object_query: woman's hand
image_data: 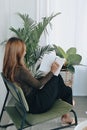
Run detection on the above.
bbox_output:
[51,62,59,74]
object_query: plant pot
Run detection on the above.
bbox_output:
[60,70,74,87]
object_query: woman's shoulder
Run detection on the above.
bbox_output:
[15,66,28,78]
[16,65,27,72]
[16,65,31,74]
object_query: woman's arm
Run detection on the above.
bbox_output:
[15,61,59,89]
[16,67,53,89]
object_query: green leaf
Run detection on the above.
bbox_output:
[67,54,82,65]
[66,47,76,55]
[10,12,61,74]
[54,45,66,58]
[28,45,53,67]
[66,65,75,73]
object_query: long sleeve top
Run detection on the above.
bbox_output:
[14,66,53,96]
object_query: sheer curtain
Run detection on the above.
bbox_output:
[46,0,87,65]
[46,0,76,50]
[75,0,87,65]
[73,0,87,95]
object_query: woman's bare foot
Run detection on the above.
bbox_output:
[73,99,75,106]
[61,113,73,124]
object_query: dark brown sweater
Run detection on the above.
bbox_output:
[14,66,53,96]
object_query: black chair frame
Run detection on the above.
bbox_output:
[0,73,78,130]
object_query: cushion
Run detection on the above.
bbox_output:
[16,99,72,125]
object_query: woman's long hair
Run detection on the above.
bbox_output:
[3,37,26,81]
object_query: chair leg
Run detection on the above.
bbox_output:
[0,123,14,128]
[70,109,78,126]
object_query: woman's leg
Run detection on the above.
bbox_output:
[37,75,60,113]
[40,74,73,123]
[55,74,73,124]
[57,74,73,105]
[30,74,73,115]
[37,74,73,113]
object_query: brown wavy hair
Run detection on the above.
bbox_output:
[3,37,26,81]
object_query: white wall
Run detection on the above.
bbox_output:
[40,0,87,96]
[72,0,87,96]
[75,0,87,65]
[0,0,87,96]
[0,0,9,43]
[73,66,87,96]
[0,0,39,116]
[0,0,37,70]
[46,0,76,49]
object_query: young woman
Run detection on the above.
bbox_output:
[3,37,73,124]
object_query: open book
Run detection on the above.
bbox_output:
[39,51,66,76]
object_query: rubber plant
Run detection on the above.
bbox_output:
[53,45,82,73]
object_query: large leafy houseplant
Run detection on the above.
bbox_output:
[53,45,82,73]
[53,45,82,87]
[10,13,60,77]
[9,12,82,77]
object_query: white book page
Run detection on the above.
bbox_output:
[39,51,65,76]
[54,56,66,76]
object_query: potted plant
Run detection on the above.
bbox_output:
[8,12,82,86]
[53,45,82,86]
[9,12,60,77]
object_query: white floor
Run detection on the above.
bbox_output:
[0,111,87,130]
[0,117,87,130]
[0,96,87,130]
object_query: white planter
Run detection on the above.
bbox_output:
[60,70,74,87]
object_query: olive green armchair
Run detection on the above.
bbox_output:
[0,73,78,130]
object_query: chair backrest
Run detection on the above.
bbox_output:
[1,73,29,112]
[14,83,29,111]
[0,74,8,121]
